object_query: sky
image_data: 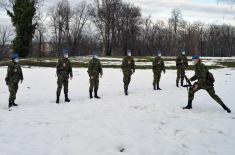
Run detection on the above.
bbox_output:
[0,0,234,26]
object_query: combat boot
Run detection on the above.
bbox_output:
[176,83,179,87]
[157,83,161,90]
[124,88,128,96]
[153,84,156,90]
[94,90,101,99]
[12,100,18,106]
[56,94,60,104]
[89,91,93,99]
[220,103,231,113]
[183,100,192,109]
[8,100,13,108]
[181,81,184,87]
[65,93,70,102]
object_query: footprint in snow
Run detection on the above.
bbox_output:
[160,121,166,126]
[218,130,224,134]
[117,145,126,153]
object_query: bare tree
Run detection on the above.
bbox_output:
[70,1,89,55]
[48,0,72,55]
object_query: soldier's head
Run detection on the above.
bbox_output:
[127,50,132,56]
[63,48,69,58]
[92,51,98,59]
[11,53,19,63]
[192,55,200,64]
[181,49,186,55]
[157,50,162,57]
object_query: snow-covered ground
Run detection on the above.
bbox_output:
[0,67,235,155]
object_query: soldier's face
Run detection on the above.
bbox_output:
[158,54,162,57]
[94,55,98,59]
[127,52,131,56]
[64,54,69,58]
[193,59,199,64]
[182,52,186,55]
[14,58,19,63]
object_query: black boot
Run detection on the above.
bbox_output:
[94,90,101,99]
[153,84,156,90]
[181,81,184,87]
[221,103,231,113]
[183,100,192,109]
[56,94,60,104]
[90,91,93,99]
[8,100,13,108]
[12,100,18,106]
[176,83,179,87]
[157,83,161,90]
[65,93,70,102]
[124,88,128,96]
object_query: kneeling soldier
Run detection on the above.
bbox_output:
[152,51,166,90]
[88,52,103,99]
[56,48,73,103]
[183,55,231,113]
[5,53,23,110]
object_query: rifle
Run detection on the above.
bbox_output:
[182,74,192,91]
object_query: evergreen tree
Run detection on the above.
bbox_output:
[7,0,37,57]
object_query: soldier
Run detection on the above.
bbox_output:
[88,52,103,99]
[183,55,231,113]
[5,53,23,110]
[121,50,135,95]
[56,48,73,104]
[176,49,188,87]
[152,51,166,90]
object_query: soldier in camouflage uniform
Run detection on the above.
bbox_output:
[56,48,73,104]
[152,51,166,90]
[176,49,188,87]
[121,50,135,95]
[5,53,23,109]
[183,55,231,113]
[88,52,103,99]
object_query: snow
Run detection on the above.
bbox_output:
[0,67,235,155]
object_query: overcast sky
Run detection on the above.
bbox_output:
[0,0,234,26]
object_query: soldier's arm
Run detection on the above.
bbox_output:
[132,58,135,72]
[162,60,166,72]
[87,60,93,76]
[121,58,126,70]
[176,56,181,66]
[152,58,156,70]
[19,66,24,81]
[6,63,13,78]
[69,60,73,77]
[185,57,188,68]
[56,59,62,75]
[190,75,197,81]
[98,60,103,75]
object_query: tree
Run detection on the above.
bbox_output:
[0,0,40,57]
[49,0,72,55]
[0,25,13,49]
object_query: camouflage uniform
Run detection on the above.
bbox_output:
[121,56,135,92]
[185,62,231,113]
[152,56,165,90]
[56,58,73,97]
[176,54,188,86]
[6,61,23,102]
[88,57,103,98]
